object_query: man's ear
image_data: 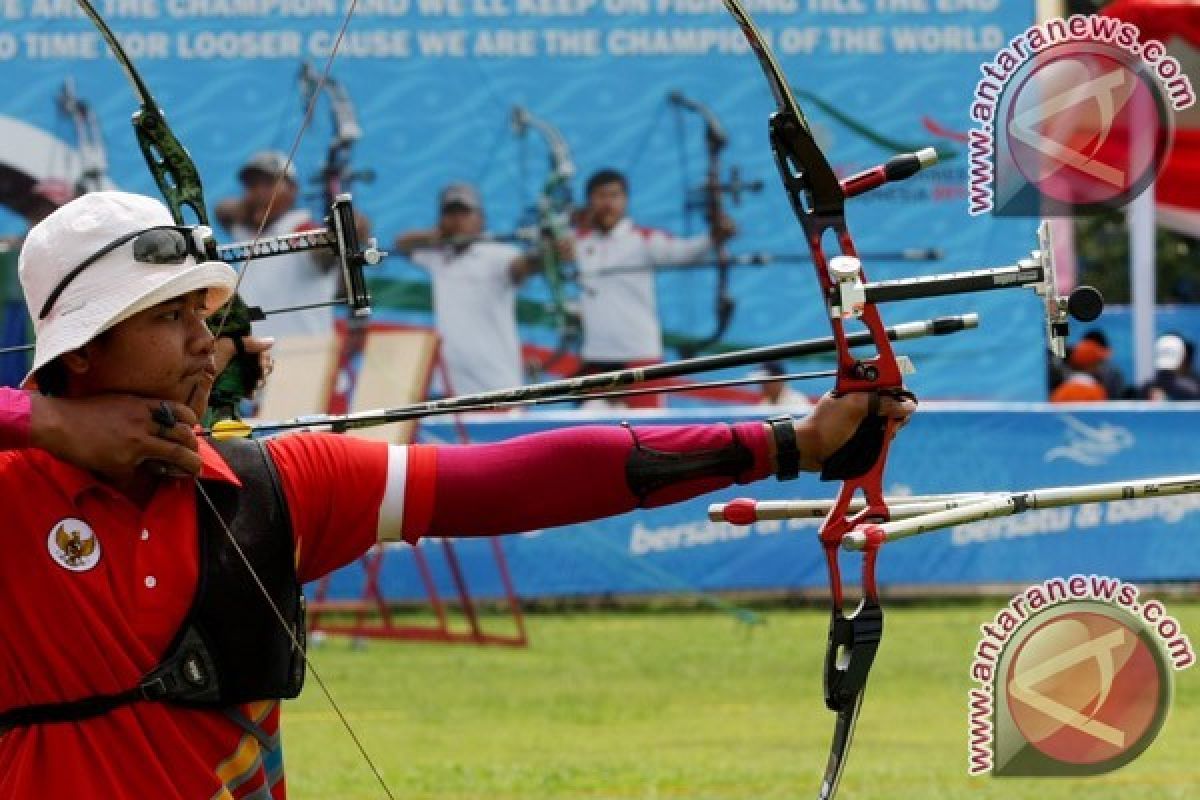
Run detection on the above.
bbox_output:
[59,347,91,376]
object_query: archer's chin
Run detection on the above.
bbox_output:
[184,381,214,419]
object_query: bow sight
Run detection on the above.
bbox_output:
[825,222,1104,360]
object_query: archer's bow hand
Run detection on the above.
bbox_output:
[711,212,738,245]
[29,393,202,479]
[552,233,576,263]
[795,389,917,479]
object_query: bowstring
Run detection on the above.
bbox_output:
[195,487,397,799]
[621,97,668,182]
[192,3,398,796]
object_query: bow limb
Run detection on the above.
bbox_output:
[74,0,263,425]
[75,0,205,223]
[74,2,395,796]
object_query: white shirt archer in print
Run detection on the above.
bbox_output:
[232,209,338,339]
[410,241,524,395]
[575,218,712,362]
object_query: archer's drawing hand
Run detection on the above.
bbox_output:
[30,393,202,478]
[794,390,917,473]
[393,229,442,255]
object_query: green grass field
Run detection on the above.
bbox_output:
[283,603,1200,800]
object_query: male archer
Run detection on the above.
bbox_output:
[569,169,736,406]
[0,190,913,799]
[394,183,541,394]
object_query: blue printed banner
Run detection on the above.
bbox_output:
[0,2,1054,398]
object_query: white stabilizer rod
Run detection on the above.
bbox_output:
[842,474,1200,551]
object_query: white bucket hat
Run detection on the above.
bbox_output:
[18,191,237,388]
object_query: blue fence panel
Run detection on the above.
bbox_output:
[315,405,1200,600]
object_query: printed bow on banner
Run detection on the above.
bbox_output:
[511,105,581,375]
[666,90,762,358]
[56,78,110,196]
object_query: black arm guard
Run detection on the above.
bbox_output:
[624,423,755,506]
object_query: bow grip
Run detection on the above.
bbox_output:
[823,602,883,712]
[820,411,886,481]
[205,298,265,424]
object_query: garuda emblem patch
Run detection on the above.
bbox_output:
[47,518,101,572]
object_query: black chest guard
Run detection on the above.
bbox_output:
[0,438,305,734]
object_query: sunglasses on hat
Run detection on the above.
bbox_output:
[39,225,219,320]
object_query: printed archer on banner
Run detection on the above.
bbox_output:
[317,406,1200,603]
[0,3,1056,399]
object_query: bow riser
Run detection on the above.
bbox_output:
[768,114,905,396]
[132,109,209,226]
[300,62,376,212]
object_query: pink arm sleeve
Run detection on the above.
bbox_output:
[0,388,32,450]
[417,421,772,539]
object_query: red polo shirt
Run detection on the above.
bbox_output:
[0,432,390,799]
